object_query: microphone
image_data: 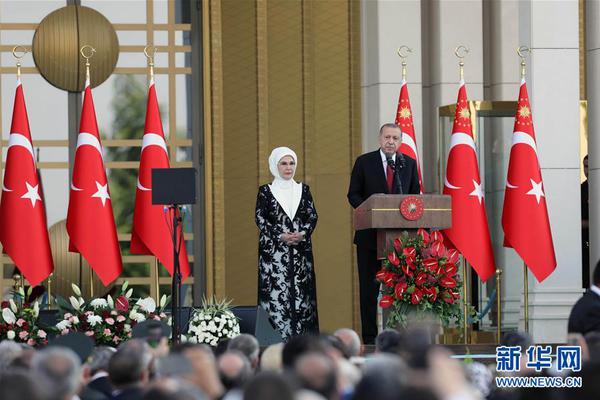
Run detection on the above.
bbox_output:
[397,153,405,169]
[386,155,396,170]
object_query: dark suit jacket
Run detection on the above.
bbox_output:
[568,290,600,335]
[347,150,420,249]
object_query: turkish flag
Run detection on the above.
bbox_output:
[442,81,495,281]
[66,80,122,285]
[0,80,54,286]
[502,80,556,282]
[130,79,190,279]
[395,79,424,192]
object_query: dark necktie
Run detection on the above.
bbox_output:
[386,163,394,193]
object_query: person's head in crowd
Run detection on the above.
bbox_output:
[294,352,338,400]
[217,350,253,391]
[584,331,600,362]
[259,343,284,372]
[464,361,492,398]
[501,331,533,374]
[83,346,116,380]
[398,387,439,400]
[214,338,230,357]
[0,340,22,372]
[336,358,361,396]
[333,328,362,358]
[172,343,224,400]
[243,371,295,400]
[397,327,434,369]
[295,389,327,400]
[141,378,208,400]
[157,353,195,378]
[0,369,44,400]
[322,334,348,359]
[565,361,600,399]
[282,335,328,369]
[375,329,402,354]
[108,339,152,390]
[31,347,82,400]
[353,353,407,400]
[227,333,260,369]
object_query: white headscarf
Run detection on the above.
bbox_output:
[268,147,302,221]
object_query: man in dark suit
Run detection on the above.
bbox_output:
[568,260,600,335]
[347,123,420,343]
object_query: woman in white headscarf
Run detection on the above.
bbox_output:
[255,147,319,340]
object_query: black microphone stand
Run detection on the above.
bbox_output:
[169,204,182,344]
[390,155,403,195]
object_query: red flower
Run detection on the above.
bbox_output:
[411,288,423,305]
[387,252,400,266]
[375,269,387,282]
[384,272,396,287]
[441,291,455,304]
[394,281,408,298]
[424,287,438,303]
[423,258,438,272]
[393,238,402,253]
[406,258,416,271]
[440,276,457,288]
[431,241,446,257]
[444,263,458,277]
[417,228,430,245]
[403,247,416,260]
[116,296,129,312]
[401,264,414,278]
[380,295,394,309]
[415,272,427,287]
[447,249,460,264]
[431,230,444,243]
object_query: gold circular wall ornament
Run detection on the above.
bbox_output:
[32,5,119,92]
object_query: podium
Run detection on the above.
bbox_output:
[354,194,452,258]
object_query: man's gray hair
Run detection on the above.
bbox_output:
[87,346,116,375]
[227,334,260,364]
[0,340,22,372]
[31,346,82,400]
[109,339,153,388]
[379,123,401,135]
[333,328,361,357]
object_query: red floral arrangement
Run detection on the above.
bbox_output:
[376,229,465,328]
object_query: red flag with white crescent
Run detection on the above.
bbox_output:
[395,79,424,192]
[502,80,556,282]
[0,79,54,286]
[130,78,190,279]
[442,81,495,281]
[66,79,122,285]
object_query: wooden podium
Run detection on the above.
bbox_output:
[354,194,452,258]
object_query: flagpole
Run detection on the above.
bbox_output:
[154,257,160,303]
[47,273,53,308]
[496,268,502,342]
[454,45,469,81]
[517,46,531,334]
[462,258,469,344]
[396,45,412,81]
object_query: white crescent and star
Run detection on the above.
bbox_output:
[70,132,104,192]
[444,132,477,190]
[3,132,42,208]
[136,133,169,192]
[505,131,539,190]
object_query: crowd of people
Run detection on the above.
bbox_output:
[0,323,598,400]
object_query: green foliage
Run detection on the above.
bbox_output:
[106,75,148,234]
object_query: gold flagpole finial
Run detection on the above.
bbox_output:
[144,45,158,83]
[397,45,412,81]
[454,45,469,81]
[517,46,531,80]
[12,46,28,80]
[80,45,96,85]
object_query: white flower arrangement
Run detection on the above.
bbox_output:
[1,290,47,346]
[186,297,241,346]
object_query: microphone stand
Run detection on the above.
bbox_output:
[391,155,403,195]
[169,204,182,344]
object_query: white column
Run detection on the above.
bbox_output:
[587,0,600,279]
[360,0,423,155]
[519,0,583,343]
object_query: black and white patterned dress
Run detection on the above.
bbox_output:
[255,183,319,340]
